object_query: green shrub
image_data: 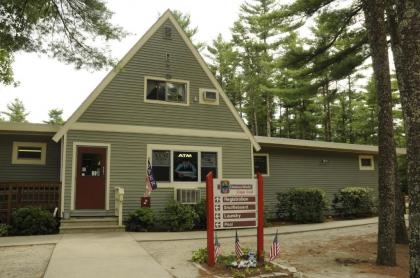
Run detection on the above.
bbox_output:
[160,200,198,231]
[332,187,375,218]
[192,247,208,263]
[276,188,329,223]
[10,207,58,236]
[125,208,155,232]
[193,199,207,229]
[0,224,9,237]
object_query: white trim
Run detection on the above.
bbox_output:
[12,142,47,165]
[147,144,222,188]
[71,142,111,210]
[51,10,261,151]
[199,88,219,105]
[70,122,248,140]
[144,76,190,106]
[60,134,66,214]
[253,153,270,176]
[255,136,406,155]
[0,122,59,133]
[359,155,375,171]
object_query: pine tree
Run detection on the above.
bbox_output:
[172,10,205,51]
[2,98,29,123]
[44,109,64,125]
[207,34,244,112]
[232,0,279,136]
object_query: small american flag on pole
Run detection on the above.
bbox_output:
[145,159,157,196]
[235,230,243,258]
[215,233,221,258]
[269,230,281,261]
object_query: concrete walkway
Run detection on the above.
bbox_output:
[130,217,379,242]
[43,232,172,278]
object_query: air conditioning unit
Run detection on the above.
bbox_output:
[203,90,217,101]
[176,188,201,204]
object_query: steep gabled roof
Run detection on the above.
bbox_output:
[52,10,260,151]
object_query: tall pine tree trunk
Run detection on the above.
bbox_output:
[266,95,272,137]
[393,0,420,276]
[386,2,409,245]
[362,0,396,266]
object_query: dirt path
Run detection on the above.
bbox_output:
[139,223,409,278]
[0,244,54,278]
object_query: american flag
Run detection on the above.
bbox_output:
[145,159,157,196]
[235,230,243,258]
[269,230,281,261]
[215,233,221,258]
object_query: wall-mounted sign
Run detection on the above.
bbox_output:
[213,179,257,230]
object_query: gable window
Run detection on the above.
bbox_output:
[148,145,221,184]
[359,155,374,170]
[254,154,269,175]
[145,77,189,105]
[12,142,47,165]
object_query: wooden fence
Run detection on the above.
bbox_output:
[0,181,61,224]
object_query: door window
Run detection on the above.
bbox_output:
[81,153,103,176]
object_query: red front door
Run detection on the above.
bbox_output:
[76,147,107,209]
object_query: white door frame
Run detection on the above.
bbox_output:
[71,142,111,210]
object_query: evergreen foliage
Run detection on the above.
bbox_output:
[2,98,29,123]
[44,108,65,125]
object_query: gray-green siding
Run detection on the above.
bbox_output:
[78,19,243,133]
[64,130,252,215]
[260,147,378,218]
[0,133,61,182]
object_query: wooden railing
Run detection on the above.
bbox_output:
[0,181,61,224]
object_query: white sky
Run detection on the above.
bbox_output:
[0,0,244,123]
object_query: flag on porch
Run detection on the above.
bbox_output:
[268,230,281,261]
[145,159,157,196]
[235,230,243,258]
[215,233,221,258]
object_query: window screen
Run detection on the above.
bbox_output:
[17,146,42,160]
[173,151,198,181]
[254,155,268,174]
[152,150,171,182]
[146,79,186,103]
[361,158,372,167]
[201,152,218,180]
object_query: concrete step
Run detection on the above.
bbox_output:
[70,210,115,217]
[60,216,124,233]
[61,217,119,228]
[60,225,125,234]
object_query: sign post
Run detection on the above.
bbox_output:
[206,173,264,266]
[257,173,264,263]
[206,172,215,266]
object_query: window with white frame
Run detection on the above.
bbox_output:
[12,142,47,165]
[359,155,374,170]
[150,147,219,183]
[145,77,188,104]
[253,154,269,175]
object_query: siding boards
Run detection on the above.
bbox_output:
[78,20,243,133]
[261,147,378,218]
[0,133,60,182]
[64,130,252,214]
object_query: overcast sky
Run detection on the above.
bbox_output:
[0,0,244,123]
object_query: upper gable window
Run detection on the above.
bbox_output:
[145,77,189,105]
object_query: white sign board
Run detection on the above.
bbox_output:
[213,179,257,230]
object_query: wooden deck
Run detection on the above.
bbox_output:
[0,181,61,224]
